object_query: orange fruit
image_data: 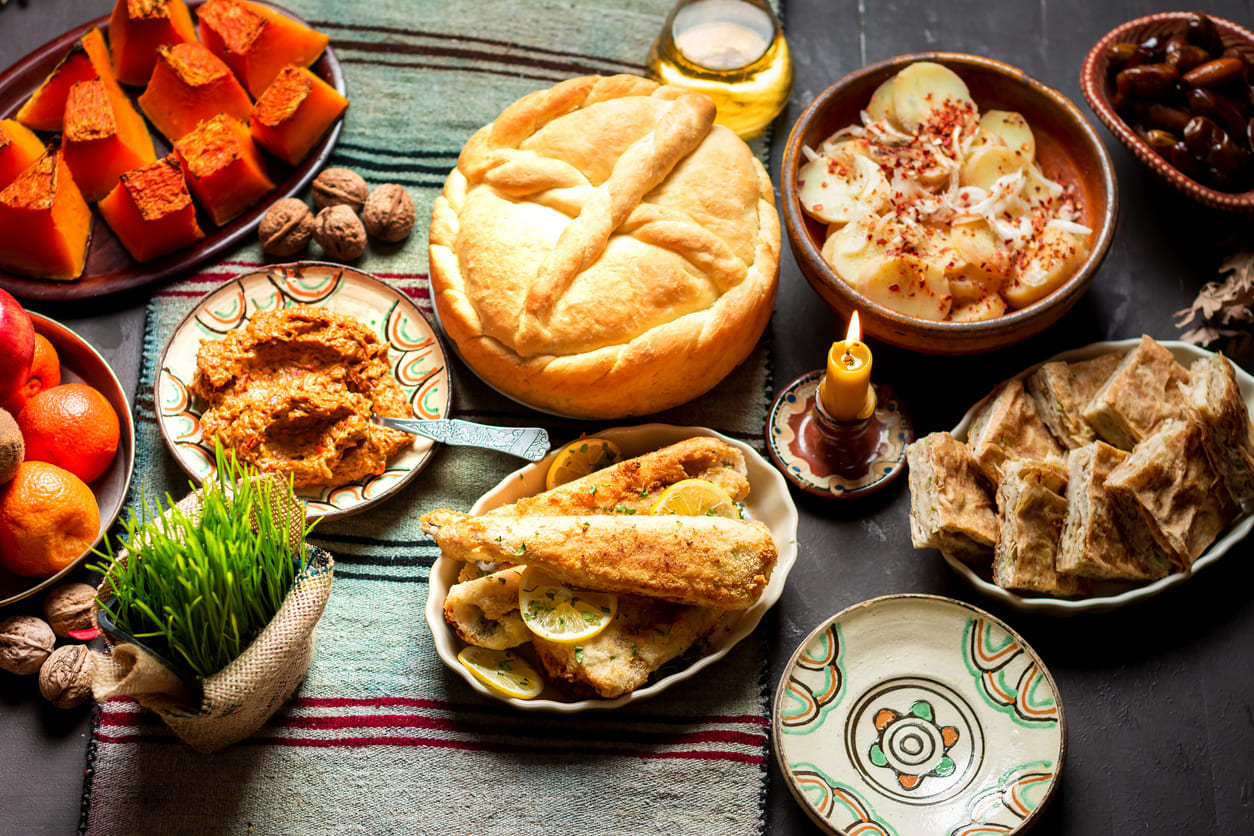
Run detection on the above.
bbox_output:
[0,461,100,577]
[20,333,61,404]
[16,383,120,483]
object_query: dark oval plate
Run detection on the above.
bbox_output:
[0,1,344,302]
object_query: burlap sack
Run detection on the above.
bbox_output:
[90,475,334,754]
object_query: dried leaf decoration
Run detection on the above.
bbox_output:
[1175,252,1254,365]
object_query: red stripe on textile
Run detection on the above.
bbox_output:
[93,732,766,764]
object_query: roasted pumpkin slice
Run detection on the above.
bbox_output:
[99,155,205,262]
[138,42,253,143]
[249,65,347,165]
[197,0,330,98]
[0,148,93,281]
[15,28,117,132]
[108,0,199,86]
[0,120,46,191]
[173,112,275,225]
[62,78,158,202]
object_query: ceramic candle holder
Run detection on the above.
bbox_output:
[766,370,913,500]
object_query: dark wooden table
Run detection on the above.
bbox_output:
[2,1,1252,834]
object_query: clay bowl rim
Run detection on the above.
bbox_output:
[782,52,1118,355]
[1080,11,1254,213]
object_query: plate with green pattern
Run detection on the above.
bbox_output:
[773,594,1065,835]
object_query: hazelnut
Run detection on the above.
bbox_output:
[259,198,315,256]
[42,582,98,639]
[313,205,367,261]
[363,184,416,243]
[38,645,95,709]
[0,615,55,675]
[311,167,368,213]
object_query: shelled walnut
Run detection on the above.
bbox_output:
[311,167,368,212]
[259,198,315,256]
[38,644,94,709]
[0,615,55,675]
[42,582,98,639]
[314,204,366,260]
[363,184,415,242]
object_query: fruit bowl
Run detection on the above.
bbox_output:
[1080,12,1254,212]
[0,314,135,606]
[782,52,1117,355]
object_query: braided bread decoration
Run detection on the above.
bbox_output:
[430,75,780,419]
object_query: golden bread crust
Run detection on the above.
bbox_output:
[429,74,780,418]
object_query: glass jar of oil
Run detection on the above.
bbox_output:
[646,0,793,139]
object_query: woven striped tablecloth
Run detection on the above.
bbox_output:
[80,2,780,834]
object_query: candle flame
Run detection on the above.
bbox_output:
[846,311,861,343]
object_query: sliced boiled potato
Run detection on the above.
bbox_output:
[855,254,953,321]
[797,145,889,224]
[821,215,890,286]
[959,144,1028,191]
[890,61,975,133]
[1003,226,1089,308]
[948,219,1013,287]
[1020,166,1067,212]
[950,293,1008,322]
[865,77,897,126]
[978,110,1035,164]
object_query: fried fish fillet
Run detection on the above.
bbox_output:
[422,510,776,610]
[531,595,727,698]
[443,565,529,650]
[489,435,749,518]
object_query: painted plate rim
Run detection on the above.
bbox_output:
[946,339,1254,615]
[425,422,801,712]
[154,260,451,521]
[772,593,1066,836]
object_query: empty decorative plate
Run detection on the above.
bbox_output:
[156,261,450,519]
[773,595,1065,835]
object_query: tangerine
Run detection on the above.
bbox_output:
[16,383,120,483]
[21,333,61,404]
[0,461,100,577]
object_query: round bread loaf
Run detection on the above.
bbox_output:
[429,74,780,419]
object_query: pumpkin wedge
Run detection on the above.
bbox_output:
[62,78,158,202]
[0,148,93,281]
[173,112,275,225]
[99,155,205,262]
[197,0,330,98]
[138,42,253,143]
[249,65,347,165]
[15,28,117,132]
[108,0,199,86]
[0,120,46,191]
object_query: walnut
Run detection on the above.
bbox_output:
[0,615,55,675]
[311,167,368,213]
[42,582,98,639]
[38,645,95,709]
[313,205,367,261]
[259,198,315,256]
[363,184,416,243]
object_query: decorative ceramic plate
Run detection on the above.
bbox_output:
[0,313,135,606]
[426,423,800,711]
[774,595,1065,836]
[0,2,345,302]
[767,371,913,499]
[156,262,450,520]
[948,339,1254,615]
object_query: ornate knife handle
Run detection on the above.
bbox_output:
[374,416,551,461]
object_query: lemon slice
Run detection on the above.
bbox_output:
[518,566,617,643]
[544,437,622,490]
[456,646,544,699]
[649,478,742,518]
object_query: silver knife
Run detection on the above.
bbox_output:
[373,415,550,461]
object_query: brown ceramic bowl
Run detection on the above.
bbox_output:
[1081,12,1254,212]
[783,53,1117,355]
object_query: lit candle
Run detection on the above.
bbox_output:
[818,312,876,423]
